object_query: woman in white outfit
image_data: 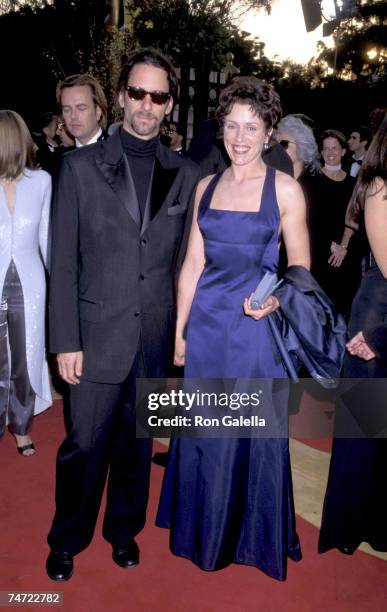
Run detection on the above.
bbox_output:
[0,110,52,455]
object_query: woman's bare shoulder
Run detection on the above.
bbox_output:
[198,173,216,189]
[195,174,216,200]
[274,168,296,184]
[366,177,386,200]
[274,170,302,197]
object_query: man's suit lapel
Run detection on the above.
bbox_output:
[96,130,141,228]
[141,145,180,235]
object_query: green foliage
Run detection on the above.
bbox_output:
[316,0,387,83]
[0,0,276,117]
[129,0,275,76]
[1,0,384,133]
[276,60,325,89]
[0,0,133,121]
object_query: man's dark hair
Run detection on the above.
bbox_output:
[350,125,371,147]
[39,111,57,131]
[117,47,178,102]
[216,76,282,130]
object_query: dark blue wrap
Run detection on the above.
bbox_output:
[272,266,347,387]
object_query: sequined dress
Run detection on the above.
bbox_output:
[0,169,52,414]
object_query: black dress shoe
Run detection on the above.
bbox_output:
[112,540,139,569]
[46,551,73,582]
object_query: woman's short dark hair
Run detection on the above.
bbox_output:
[216,76,282,130]
[320,129,347,151]
[117,47,178,102]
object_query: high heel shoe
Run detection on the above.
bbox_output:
[17,442,36,456]
[14,434,36,456]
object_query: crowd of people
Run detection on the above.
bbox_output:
[0,46,386,584]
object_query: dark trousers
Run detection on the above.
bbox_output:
[0,261,35,437]
[47,348,152,555]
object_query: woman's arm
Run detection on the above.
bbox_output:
[328,226,355,267]
[243,174,310,322]
[364,178,387,278]
[347,179,387,362]
[174,176,211,365]
[38,173,52,269]
[278,174,310,270]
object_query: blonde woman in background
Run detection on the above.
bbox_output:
[0,110,52,455]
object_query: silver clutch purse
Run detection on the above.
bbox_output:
[251,271,282,310]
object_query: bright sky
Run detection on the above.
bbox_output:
[240,0,333,64]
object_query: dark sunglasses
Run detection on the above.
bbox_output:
[279,139,295,150]
[125,86,170,105]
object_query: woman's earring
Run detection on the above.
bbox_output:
[263,142,269,150]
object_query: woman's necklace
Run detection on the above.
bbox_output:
[323,164,344,181]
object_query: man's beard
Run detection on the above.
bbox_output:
[130,111,159,137]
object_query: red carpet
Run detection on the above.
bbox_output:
[292,390,335,453]
[0,401,386,612]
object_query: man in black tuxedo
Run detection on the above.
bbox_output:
[46,48,199,581]
[347,125,370,178]
[35,111,61,176]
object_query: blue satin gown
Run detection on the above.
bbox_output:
[156,167,302,580]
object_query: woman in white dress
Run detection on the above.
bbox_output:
[0,110,52,455]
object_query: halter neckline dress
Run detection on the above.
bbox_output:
[156,167,301,580]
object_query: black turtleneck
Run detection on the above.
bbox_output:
[120,129,158,219]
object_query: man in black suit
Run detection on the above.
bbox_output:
[46,48,199,581]
[347,125,370,178]
[35,111,61,176]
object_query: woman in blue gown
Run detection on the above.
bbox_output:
[156,77,310,580]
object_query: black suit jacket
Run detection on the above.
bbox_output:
[49,129,199,383]
[36,139,62,177]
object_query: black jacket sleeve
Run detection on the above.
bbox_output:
[49,156,81,353]
[363,324,387,360]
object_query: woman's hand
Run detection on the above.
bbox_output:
[243,294,280,321]
[174,336,186,367]
[328,241,347,267]
[346,331,376,361]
